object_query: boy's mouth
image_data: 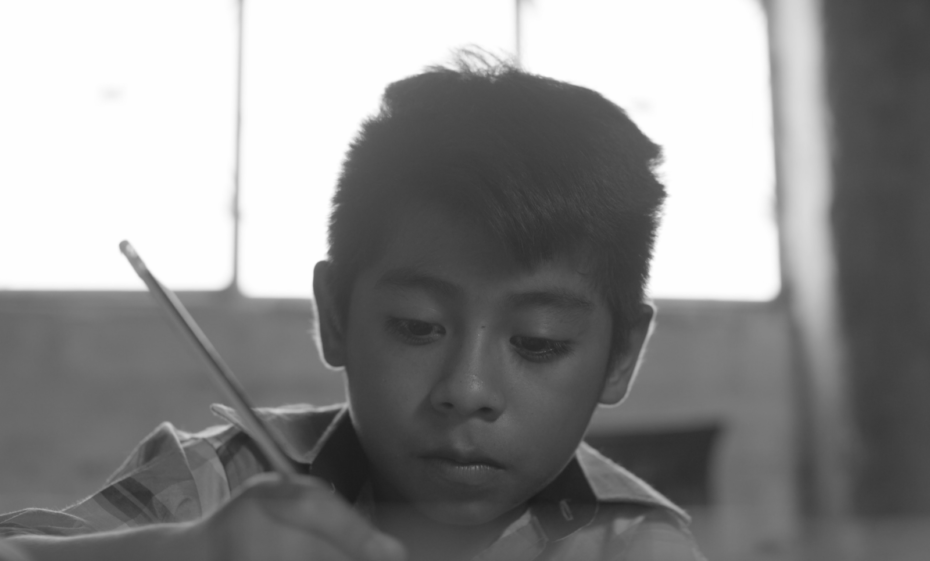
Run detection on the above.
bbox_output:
[419,449,505,487]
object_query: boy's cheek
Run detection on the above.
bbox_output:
[344,339,435,408]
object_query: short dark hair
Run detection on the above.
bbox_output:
[327,50,666,352]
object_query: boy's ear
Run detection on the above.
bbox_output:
[312,260,347,368]
[598,302,656,406]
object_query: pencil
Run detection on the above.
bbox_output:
[119,240,298,477]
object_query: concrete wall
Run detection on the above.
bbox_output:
[0,293,797,560]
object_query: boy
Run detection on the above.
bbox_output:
[0,53,706,560]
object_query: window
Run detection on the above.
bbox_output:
[1,0,778,300]
[521,0,779,300]
[238,0,514,297]
[0,0,236,290]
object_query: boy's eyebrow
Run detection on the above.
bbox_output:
[374,267,595,311]
[374,267,461,299]
[506,289,595,312]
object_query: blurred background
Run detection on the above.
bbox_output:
[1,0,928,559]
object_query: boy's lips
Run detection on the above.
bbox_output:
[419,448,506,487]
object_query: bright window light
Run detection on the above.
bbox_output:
[521,0,779,300]
[0,0,236,290]
[2,0,778,301]
[238,0,514,298]
[239,0,779,300]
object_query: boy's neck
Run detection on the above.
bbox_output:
[373,503,527,561]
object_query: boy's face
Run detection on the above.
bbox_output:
[314,203,651,528]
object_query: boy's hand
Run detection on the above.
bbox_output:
[193,473,405,561]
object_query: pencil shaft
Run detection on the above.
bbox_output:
[120,241,297,477]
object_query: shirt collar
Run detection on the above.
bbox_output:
[210,402,370,502]
[576,442,689,522]
[211,402,687,539]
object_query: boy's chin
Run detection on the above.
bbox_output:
[414,498,526,527]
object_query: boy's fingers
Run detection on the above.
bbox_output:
[250,474,406,561]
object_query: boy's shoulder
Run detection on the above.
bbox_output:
[575,442,689,521]
[560,444,704,560]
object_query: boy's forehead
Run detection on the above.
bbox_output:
[360,201,606,305]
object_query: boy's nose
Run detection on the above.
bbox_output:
[428,333,504,421]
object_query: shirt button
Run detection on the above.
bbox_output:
[559,499,574,521]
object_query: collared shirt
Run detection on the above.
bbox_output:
[0,403,706,560]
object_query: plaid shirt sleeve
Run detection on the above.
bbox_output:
[0,421,268,538]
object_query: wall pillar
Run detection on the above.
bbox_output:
[824,0,930,516]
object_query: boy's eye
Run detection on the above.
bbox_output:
[387,318,445,344]
[510,335,572,362]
